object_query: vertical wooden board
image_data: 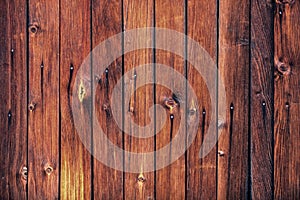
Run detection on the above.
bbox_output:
[28,0,60,198]
[0,1,10,197]
[274,0,300,199]
[0,0,27,199]
[123,0,155,199]
[155,0,185,199]
[251,0,274,199]
[186,0,217,199]
[92,0,123,199]
[60,0,91,199]
[218,0,250,199]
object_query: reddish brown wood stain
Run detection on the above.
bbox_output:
[0,0,299,199]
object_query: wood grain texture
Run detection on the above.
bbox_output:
[27,0,60,199]
[218,0,250,199]
[60,0,91,199]
[274,0,300,199]
[251,0,274,199]
[0,0,27,199]
[186,0,217,199]
[155,0,185,199]
[1,0,300,199]
[92,0,124,199]
[123,0,155,199]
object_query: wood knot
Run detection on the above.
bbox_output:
[78,80,86,102]
[44,165,53,176]
[137,174,146,183]
[218,119,226,129]
[28,23,40,35]
[164,98,178,113]
[20,166,28,180]
[28,103,36,112]
[103,104,111,117]
[188,99,197,116]
[276,61,291,75]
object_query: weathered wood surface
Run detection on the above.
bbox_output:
[186,0,217,199]
[251,0,274,199]
[123,0,155,199]
[155,0,186,199]
[27,0,60,199]
[92,0,124,199]
[60,0,91,199]
[0,0,299,199]
[0,0,27,199]
[218,0,250,199]
[274,0,300,199]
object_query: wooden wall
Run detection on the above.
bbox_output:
[0,0,299,199]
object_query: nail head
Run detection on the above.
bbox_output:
[218,151,225,156]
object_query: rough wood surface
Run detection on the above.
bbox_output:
[0,0,300,199]
[186,0,217,199]
[60,0,92,199]
[0,0,27,199]
[274,0,300,199]
[123,0,155,199]
[27,0,60,199]
[92,0,124,199]
[251,0,274,199]
[218,0,250,199]
[155,0,185,199]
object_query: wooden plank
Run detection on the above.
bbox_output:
[218,0,250,199]
[27,0,60,198]
[123,0,155,199]
[251,1,274,199]
[92,0,124,199]
[60,0,91,199]
[186,0,217,199]
[274,0,300,199]
[0,0,27,199]
[155,0,185,199]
